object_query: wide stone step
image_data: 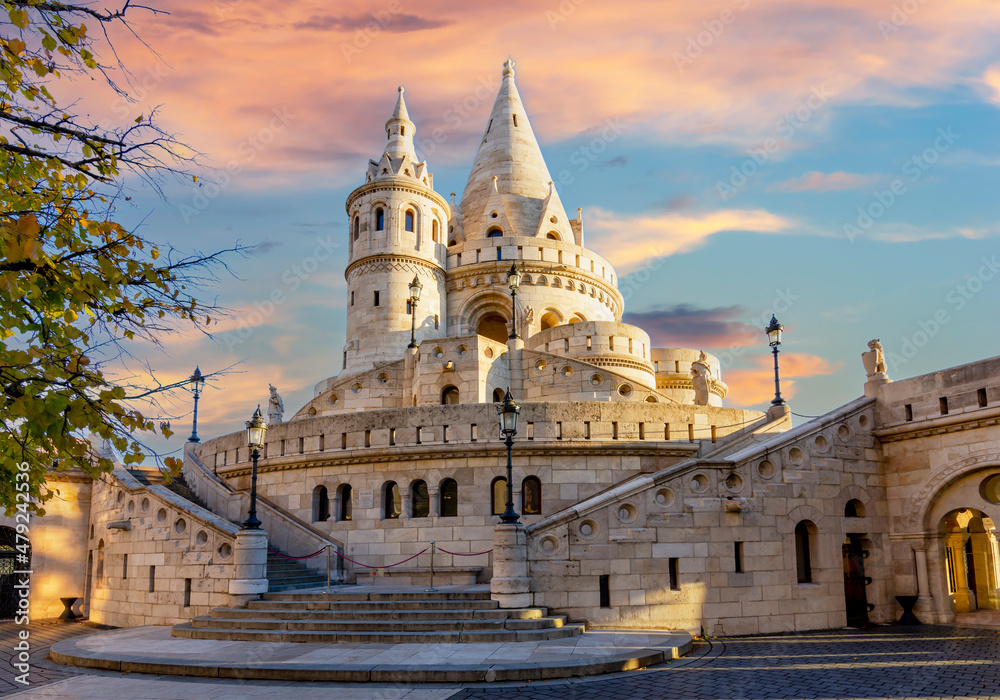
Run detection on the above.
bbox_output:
[172,623,584,644]
[261,590,491,602]
[190,616,565,633]
[247,598,499,611]
[211,607,543,621]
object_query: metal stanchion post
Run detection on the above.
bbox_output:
[426,541,437,592]
[326,544,331,593]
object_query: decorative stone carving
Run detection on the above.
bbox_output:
[267,384,284,425]
[691,351,712,406]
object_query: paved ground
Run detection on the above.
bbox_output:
[3,621,1000,699]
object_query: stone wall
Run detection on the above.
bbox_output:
[872,355,1000,623]
[194,402,767,576]
[0,471,92,620]
[524,398,895,635]
[86,467,244,628]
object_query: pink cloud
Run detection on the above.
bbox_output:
[771,171,879,192]
[724,353,842,406]
[57,0,1000,188]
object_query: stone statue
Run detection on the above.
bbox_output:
[862,339,887,378]
[267,384,284,424]
[691,353,712,406]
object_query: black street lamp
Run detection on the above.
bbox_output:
[242,405,268,530]
[407,275,423,349]
[496,388,521,524]
[765,315,786,406]
[188,366,205,443]
[506,262,522,340]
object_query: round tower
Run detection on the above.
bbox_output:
[343,87,451,373]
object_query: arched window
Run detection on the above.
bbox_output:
[432,220,439,243]
[546,231,560,240]
[353,216,360,241]
[312,485,330,522]
[405,209,415,232]
[441,386,460,405]
[375,208,385,231]
[493,388,504,403]
[522,476,541,515]
[845,499,865,518]
[411,480,429,518]
[540,311,561,330]
[383,481,401,519]
[486,227,503,238]
[338,484,352,521]
[491,477,507,516]
[795,520,816,583]
[440,478,458,517]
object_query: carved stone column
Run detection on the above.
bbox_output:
[229,529,268,605]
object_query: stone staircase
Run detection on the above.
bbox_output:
[172,588,584,643]
[266,550,330,592]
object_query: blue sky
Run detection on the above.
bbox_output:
[76,0,1000,460]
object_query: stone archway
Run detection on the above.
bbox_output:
[940,508,1000,613]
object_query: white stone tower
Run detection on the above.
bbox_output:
[343,88,451,373]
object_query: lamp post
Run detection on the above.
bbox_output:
[188,366,205,443]
[407,274,423,349]
[506,262,522,340]
[496,388,521,524]
[765,315,786,406]
[242,405,268,530]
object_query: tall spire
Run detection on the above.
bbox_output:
[367,86,431,185]
[459,59,573,241]
[383,86,416,161]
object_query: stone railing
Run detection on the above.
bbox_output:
[183,444,344,579]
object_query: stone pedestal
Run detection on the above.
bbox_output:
[864,372,891,397]
[767,403,791,422]
[229,529,269,600]
[491,523,532,609]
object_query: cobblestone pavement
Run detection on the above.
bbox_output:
[2,623,1000,699]
[453,626,1000,700]
[0,620,97,697]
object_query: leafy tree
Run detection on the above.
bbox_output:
[1,1,237,513]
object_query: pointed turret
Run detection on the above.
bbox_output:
[367,87,430,186]
[459,59,574,241]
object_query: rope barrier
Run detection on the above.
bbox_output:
[332,548,428,569]
[267,547,326,560]
[436,547,493,557]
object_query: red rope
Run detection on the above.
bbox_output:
[267,547,326,560]
[436,547,493,557]
[333,548,428,569]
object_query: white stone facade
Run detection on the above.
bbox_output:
[13,61,1000,637]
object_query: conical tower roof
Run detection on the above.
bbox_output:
[459,59,572,241]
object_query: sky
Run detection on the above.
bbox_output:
[68,0,1000,461]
